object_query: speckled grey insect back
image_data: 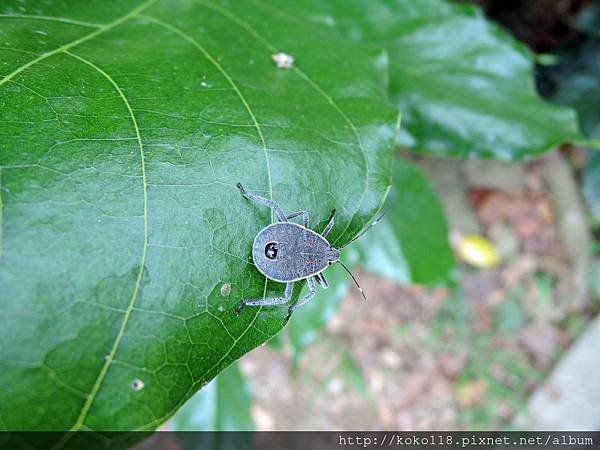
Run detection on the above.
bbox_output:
[236,183,383,320]
[253,222,340,282]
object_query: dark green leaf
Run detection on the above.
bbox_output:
[541,35,600,218]
[548,38,600,140]
[172,363,253,431]
[356,158,455,284]
[0,0,399,433]
[274,0,581,158]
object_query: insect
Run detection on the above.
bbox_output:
[236,182,384,319]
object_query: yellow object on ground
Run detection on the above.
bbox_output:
[455,234,501,268]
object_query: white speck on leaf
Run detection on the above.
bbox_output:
[272,52,294,69]
[218,305,225,312]
[220,283,231,297]
[131,378,145,391]
[312,15,335,26]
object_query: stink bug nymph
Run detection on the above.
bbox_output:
[236,183,383,319]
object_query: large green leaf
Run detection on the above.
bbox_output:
[262,0,581,158]
[0,0,399,435]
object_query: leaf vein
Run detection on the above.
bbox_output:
[0,0,158,89]
[51,49,149,443]
[139,281,267,430]
[135,14,275,217]
[199,0,370,245]
[0,14,103,28]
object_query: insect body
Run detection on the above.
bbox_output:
[236,183,383,319]
[252,222,340,282]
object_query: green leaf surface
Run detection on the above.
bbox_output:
[268,0,581,158]
[0,0,399,435]
[356,158,454,285]
[171,363,253,431]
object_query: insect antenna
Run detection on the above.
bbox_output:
[338,260,366,301]
[338,213,385,250]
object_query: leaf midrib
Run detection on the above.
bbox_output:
[60,49,149,436]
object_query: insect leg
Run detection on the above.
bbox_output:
[236,282,294,315]
[322,208,336,237]
[237,182,286,222]
[286,210,310,228]
[286,277,316,319]
[314,272,328,289]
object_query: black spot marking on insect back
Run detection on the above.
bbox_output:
[265,242,278,260]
